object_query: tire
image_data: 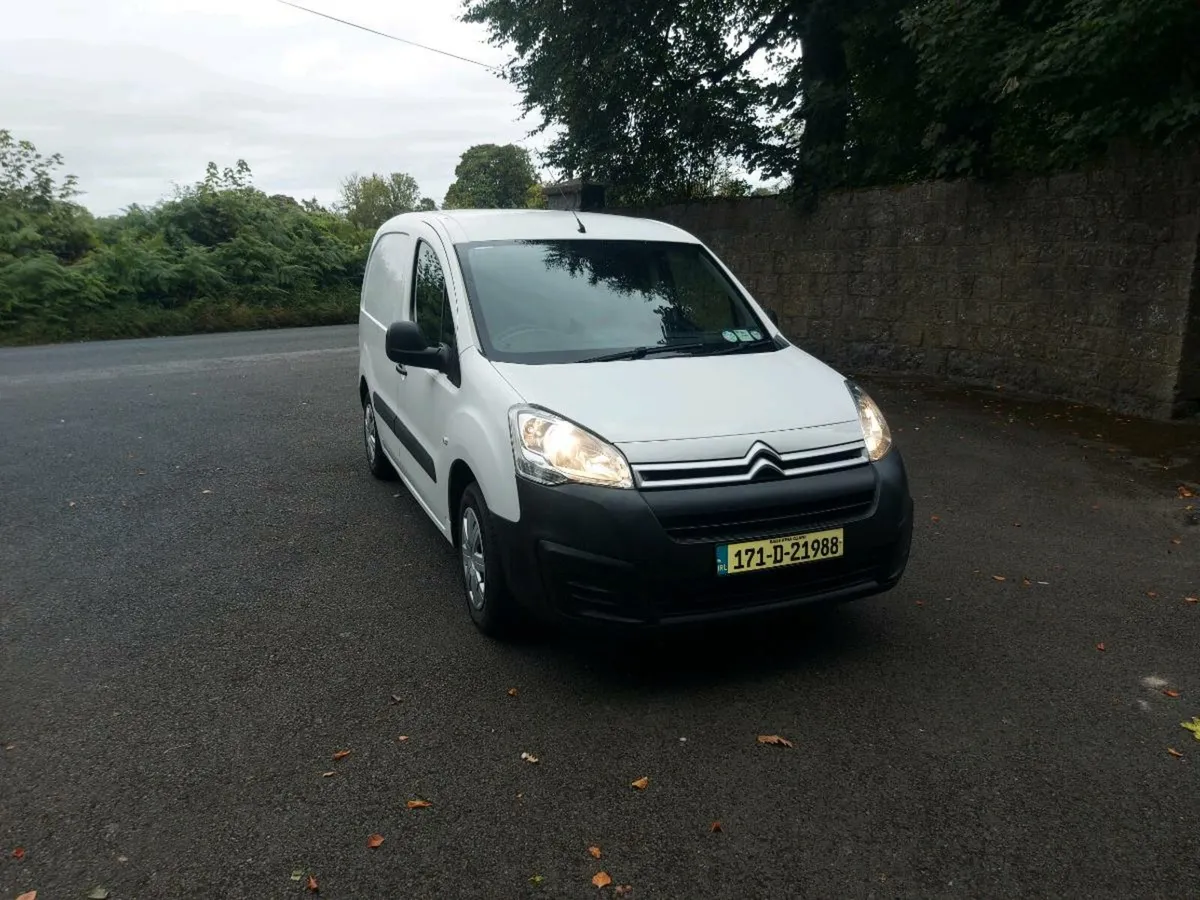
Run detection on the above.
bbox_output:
[458,482,519,637]
[362,394,397,481]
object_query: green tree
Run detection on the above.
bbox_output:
[463,0,1200,199]
[337,172,436,230]
[443,143,539,209]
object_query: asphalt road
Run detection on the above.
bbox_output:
[2,326,1198,899]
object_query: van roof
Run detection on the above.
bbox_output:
[377,208,700,245]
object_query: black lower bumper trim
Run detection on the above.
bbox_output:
[490,449,914,629]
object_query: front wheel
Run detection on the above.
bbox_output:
[458,482,519,638]
[363,396,396,480]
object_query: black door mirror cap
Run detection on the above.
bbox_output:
[385,320,443,370]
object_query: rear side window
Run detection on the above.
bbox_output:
[362,233,411,323]
[412,240,457,353]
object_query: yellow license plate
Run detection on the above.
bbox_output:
[716,528,844,576]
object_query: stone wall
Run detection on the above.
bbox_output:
[613,148,1200,419]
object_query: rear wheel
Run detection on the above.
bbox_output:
[363,395,396,480]
[458,482,519,637]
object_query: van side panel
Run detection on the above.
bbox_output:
[444,350,523,523]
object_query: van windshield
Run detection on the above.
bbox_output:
[454,239,775,364]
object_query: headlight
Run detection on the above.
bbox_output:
[847,382,893,461]
[508,407,633,489]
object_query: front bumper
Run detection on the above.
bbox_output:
[489,449,914,629]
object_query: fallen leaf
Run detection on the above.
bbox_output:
[757,734,795,748]
[710,821,723,833]
[630,776,649,790]
[117,856,128,864]
[592,871,612,888]
[1170,537,1182,545]
[406,799,432,809]
[12,847,25,860]
[914,600,925,607]
[588,846,602,859]
[930,515,941,524]
[390,694,402,704]
[991,575,1007,582]
[17,892,36,900]
[1178,485,1195,499]
[136,469,146,476]
[367,833,384,848]
[520,751,540,764]
[87,888,110,900]
[68,501,76,508]
[1013,522,1021,527]
[529,874,544,885]
[321,771,336,777]
[1167,747,1184,758]
[1021,578,1032,587]
[332,749,351,761]
[290,869,304,882]
[1182,717,1200,741]
[614,886,634,897]
[1164,690,1180,698]
[1095,642,1106,652]
[1146,591,1159,598]
[307,874,319,893]
[507,687,519,697]
[201,489,212,494]
[397,735,409,742]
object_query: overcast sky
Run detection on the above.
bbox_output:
[1,0,549,215]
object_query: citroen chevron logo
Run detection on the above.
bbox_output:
[745,441,785,479]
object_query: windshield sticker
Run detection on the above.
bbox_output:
[721,330,739,343]
[750,329,763,340]
[734,329,753,341]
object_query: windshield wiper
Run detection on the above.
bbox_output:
[691,338,776,356]
[577,342,710,363]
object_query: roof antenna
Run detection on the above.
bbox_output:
[570,210,587,233]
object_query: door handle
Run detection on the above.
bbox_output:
[395,363,407,376]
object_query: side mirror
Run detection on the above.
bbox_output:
[767,308,780,326]
[386,321,442,370]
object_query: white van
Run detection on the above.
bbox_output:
[357,209,913,635]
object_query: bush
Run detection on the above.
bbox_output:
[0,138,372,346]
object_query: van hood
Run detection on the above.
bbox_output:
[490,346,860,444]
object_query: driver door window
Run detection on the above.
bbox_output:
[412,241,457,354]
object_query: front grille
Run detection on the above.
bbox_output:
[656,557,879,619]
[633,441,867,490]
[654,486,876,543]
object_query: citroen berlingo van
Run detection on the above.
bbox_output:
[358,209,913,636]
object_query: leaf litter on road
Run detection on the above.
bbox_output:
[507,687,519,697]
[757,734,795,748]
[588,846,601,859]
[1168,748,1184,758]
[87,889,110,900]
[520,751,540,764]
[630,776,649,790]
[1164,690,1180,698]
[307,874,319,893]
[710,821,723,833]
[592,871,612,888]
[367,834,384,848]
[407,799,433,809]
[17,892,36,900]
[332,749,351,761]
[1181,718,1200,741]
[12,847,25,859]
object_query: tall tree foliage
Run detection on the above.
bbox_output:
[337,171,437,230]
[443,143,540,209]
[463,0,1200,202]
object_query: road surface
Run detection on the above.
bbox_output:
[2,326,1198,898]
